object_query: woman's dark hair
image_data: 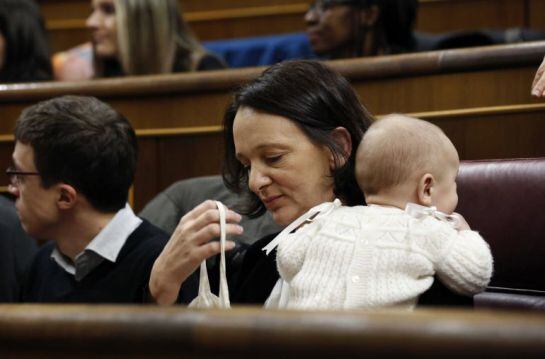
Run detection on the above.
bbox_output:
[0,0,52,83]
[350,0,418,56]
[222,60,374,218]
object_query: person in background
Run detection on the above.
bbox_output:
[305,0,418,59]
[54,0,225,81]
[0,0,52,83]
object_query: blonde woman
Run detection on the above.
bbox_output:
[54,0,225,80]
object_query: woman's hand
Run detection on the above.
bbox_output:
[532,56,545,98]
[451,212,470,231]
[149,200,243,305]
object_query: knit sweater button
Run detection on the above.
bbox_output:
[351,275,360,283]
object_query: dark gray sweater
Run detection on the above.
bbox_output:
[21,220,198,303]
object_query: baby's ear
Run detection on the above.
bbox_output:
[329,127,352,170]
[416,173,435,207]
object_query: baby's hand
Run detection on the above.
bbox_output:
[450,213,471,231]
[532,56,545,97]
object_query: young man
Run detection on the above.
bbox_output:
[7,95,195,302]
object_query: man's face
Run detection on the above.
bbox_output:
[8,142,60,239]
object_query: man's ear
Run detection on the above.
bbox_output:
[417,173,434,207]
[329,127,352,170]
[57,184,78,210]
[359,5,380,27]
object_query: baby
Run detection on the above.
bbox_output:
[265,114,493,310]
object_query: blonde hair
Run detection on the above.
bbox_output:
[97,0,204,76]
[356,114,458,196]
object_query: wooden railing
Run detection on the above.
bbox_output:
[2,41,544,134]
[0,305,544,358]
[39,0,545,52]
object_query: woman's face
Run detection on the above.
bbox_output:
[305,1,356,56]
[86,0,118,58]
[0,31,5,70]
[233,106,336,226]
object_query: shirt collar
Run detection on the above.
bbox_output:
[50,204,143,276]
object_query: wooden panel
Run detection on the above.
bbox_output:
[47,25,89,54]
[133,130,224,212]
[354,66,538,115]
[134,138,159,213]
[417,0,527,33]
[0,82,235,134]
[37,0,89,20]
[529,0,545,29]
[1,305,545,358]
[415,104,545,159]
[37,0,306,20]
[41,0,534,53]
[179,0,306,13]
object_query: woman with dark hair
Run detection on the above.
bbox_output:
[305,0,418,59]
[0,0,52,83]
[149,60,373,305]
[149,60,472,307]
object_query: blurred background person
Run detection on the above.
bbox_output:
[54,0,225,81]
[305,0,418,59]
[0,195,37,302]
[0,0,52,83]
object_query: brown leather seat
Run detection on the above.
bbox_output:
[457,158,545,309]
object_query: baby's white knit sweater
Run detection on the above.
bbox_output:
[275,204,493,310]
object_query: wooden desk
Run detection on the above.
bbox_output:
[0,305,544,358]
[40,0,543,53]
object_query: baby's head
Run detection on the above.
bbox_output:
[356,114,459,213]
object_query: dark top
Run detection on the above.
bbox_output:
[229,233,473,307]
[0,196,37,302]
[102,52,226,77]
[22,220,198,303]
[195,53,226,71]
